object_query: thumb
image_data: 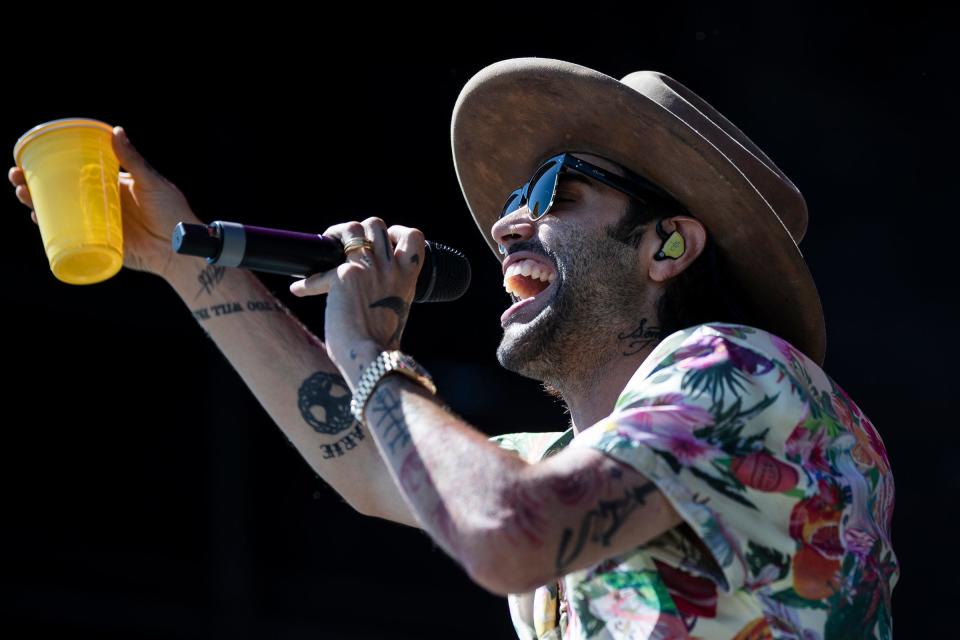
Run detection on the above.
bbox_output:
[111,126,163,186]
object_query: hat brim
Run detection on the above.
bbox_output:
[450,58,826,367]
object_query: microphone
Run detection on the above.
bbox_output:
[171,220,471,303]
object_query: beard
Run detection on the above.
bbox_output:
[496,228,646,392]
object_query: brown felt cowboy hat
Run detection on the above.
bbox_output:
[450,57,827,367]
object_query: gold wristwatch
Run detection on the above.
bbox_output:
[350,350,437,423]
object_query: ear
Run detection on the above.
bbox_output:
[647,216,708,284]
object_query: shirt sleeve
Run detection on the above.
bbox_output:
[566,323,817,596]
[488,432,564,464]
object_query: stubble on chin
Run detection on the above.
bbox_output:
[496,305,561,383]
[495,230,646,387]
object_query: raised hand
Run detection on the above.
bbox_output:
[9,126,203,279]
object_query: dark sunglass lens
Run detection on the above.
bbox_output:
[499,191,523,219]
[528,161,561,219]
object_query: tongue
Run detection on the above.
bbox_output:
[507,274,550,299]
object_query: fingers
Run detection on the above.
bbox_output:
[289,266,339,297]
[361,216,392,265]
[9,167,33,208]
[289,218,420,298]
[12,166,128,226]
[321,221,366,249]
[290,221,367,296]
[14,183,33,209]
[389,225,426,270]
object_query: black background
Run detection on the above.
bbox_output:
[3,4,953,638]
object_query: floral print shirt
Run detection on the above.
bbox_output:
[488,322,898,639]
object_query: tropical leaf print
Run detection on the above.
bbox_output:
[487,323,897,639]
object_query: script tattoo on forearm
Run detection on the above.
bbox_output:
[617,318,662,356]
[297,371,367,459]
[368,386,410,453]
[555,481,657,573]
[190,299,283,322]
[194,264,227,299]
[369,296,410,346]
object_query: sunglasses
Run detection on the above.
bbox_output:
[496,153,682,254]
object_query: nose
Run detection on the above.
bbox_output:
[490,209,538,255]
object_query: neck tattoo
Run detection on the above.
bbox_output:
[616,318,662,356]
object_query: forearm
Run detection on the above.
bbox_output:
[357,369,528,585]
[164,255,395,516]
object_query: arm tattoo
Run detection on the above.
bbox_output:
[191,299,282,321]
[398,447,463,556]
[368,386,410,454]
[194,264,227,299]
[298,371,355,435]
[555,482,658,573]
[502,465,613,549]
[616,318,662,356]
[369,296,410,346]
[501,482,550,547]
[411,254,419,265]
[297,371,368,459]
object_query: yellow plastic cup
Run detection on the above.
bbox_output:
[13,118,123,285]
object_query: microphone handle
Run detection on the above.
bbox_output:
[172,221,440,301]
[218,221,344,277]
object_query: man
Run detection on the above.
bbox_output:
[10,59,898,638]
[285,59,899,638]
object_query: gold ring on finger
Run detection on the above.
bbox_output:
[343,237,375,255]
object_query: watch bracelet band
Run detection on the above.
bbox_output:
[350,350,437,423]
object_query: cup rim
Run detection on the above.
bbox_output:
[13,117,114,168]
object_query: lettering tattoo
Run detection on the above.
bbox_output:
[319,422,367,460]
[617,318,662,356]
[368,386,410,453]
[194,264,227,299]
[555,482,658,573]
[369,296,410,346]
[298,371,356,436]
[191,299,283,322]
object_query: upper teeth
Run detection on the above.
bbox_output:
[503,258,557,298]
[504,258,557,283]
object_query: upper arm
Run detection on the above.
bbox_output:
[471,444,683,595]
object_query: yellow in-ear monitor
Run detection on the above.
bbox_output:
[654,218,685,260]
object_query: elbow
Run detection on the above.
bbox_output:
[464,530,539,597]
[466,545,517,597]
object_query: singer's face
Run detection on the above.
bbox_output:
[490,152,651,382]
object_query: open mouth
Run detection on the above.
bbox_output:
[501,258,560,327]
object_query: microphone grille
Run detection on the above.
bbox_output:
[416,241,471,303]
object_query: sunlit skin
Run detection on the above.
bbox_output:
[7,148,702,596]
[490,152,707,434]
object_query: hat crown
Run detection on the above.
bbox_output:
[619,70,808,243]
